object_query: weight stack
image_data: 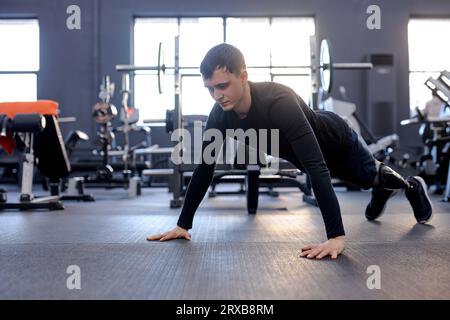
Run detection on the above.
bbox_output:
[366,54,396,138]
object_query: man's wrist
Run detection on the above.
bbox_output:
[177,224,189,231]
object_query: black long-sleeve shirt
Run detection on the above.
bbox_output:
[177,81,347,239]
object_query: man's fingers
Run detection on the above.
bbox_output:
[147,234,162,241]
[162,232,191,241]
[301,249,336,259]
[299,249,313,257]
[147,231,170,241]
[148,227,193,242]
[307,249,321,259]
[160,233,175,242]
[315,249,330,260]
[301,244,316,251]
[179,232,191,240]
[300,240,345,260]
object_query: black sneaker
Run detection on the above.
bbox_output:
[365,187,399,221]
[405,176,433,223]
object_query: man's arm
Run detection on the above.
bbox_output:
[147,161,217,242]
[147,109,224,241]
[176,160,218,230]
[270,95,345,240]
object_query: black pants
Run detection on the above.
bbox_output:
[288,111,378,190]
[326,123,378,190]
[269,110,378,190]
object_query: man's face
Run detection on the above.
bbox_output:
[203,67,247,112]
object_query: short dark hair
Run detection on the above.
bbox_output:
[200,43,246,79]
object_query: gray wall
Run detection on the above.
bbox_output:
[1,0,449,150]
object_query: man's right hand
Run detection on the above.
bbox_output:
[146,226,191,242]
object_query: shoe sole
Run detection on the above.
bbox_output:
[366,189,399,221]
[412,176,434,224]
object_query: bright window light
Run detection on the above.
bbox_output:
[270,17,315,67]
[179,18,224,116]
[134,74,175,120]
[179,18,224,67]
[0,19,39,102]
[0,74,37,102]
[181,75,216,116]
[226,18,272,67]
[134,17,315,121]
[408,18,450,115]
[0,19,39,71]
[409,71,440,115]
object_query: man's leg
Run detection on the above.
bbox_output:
[335,126,433,223]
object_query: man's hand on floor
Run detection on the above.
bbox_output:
[147,225,191,242]
[299,236,346,259]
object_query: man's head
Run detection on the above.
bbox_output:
[200,43,250,113]
[200,43,246,80]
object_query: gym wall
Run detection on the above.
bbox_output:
[1,0,449,150]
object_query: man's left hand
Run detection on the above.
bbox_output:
[299,236,346,260]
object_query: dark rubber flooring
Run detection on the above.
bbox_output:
[0,185,449,299]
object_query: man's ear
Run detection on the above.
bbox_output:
[240,69,248,84]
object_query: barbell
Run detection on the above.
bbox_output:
[116,39,372,95]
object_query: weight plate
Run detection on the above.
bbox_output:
[320,39,333,94]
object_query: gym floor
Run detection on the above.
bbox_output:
[0,185,448,300]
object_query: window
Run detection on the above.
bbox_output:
[0,19,39,102]
[133,18,178,121]
[133,17,315,121]
[226,17,314,101]
[408,18,450,115]
[179,18,224,117]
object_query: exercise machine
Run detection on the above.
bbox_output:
[321,86,399,161]
[0,101,71,210]
[400,71,450,200]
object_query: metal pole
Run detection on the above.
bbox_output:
[170,35,183,208]
[332,63,373,69]
[309,35,319,110]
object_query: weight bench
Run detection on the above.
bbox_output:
[0,100,71,210]
[209,164,317,214]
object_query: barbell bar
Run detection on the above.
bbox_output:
[116,39,372,95]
